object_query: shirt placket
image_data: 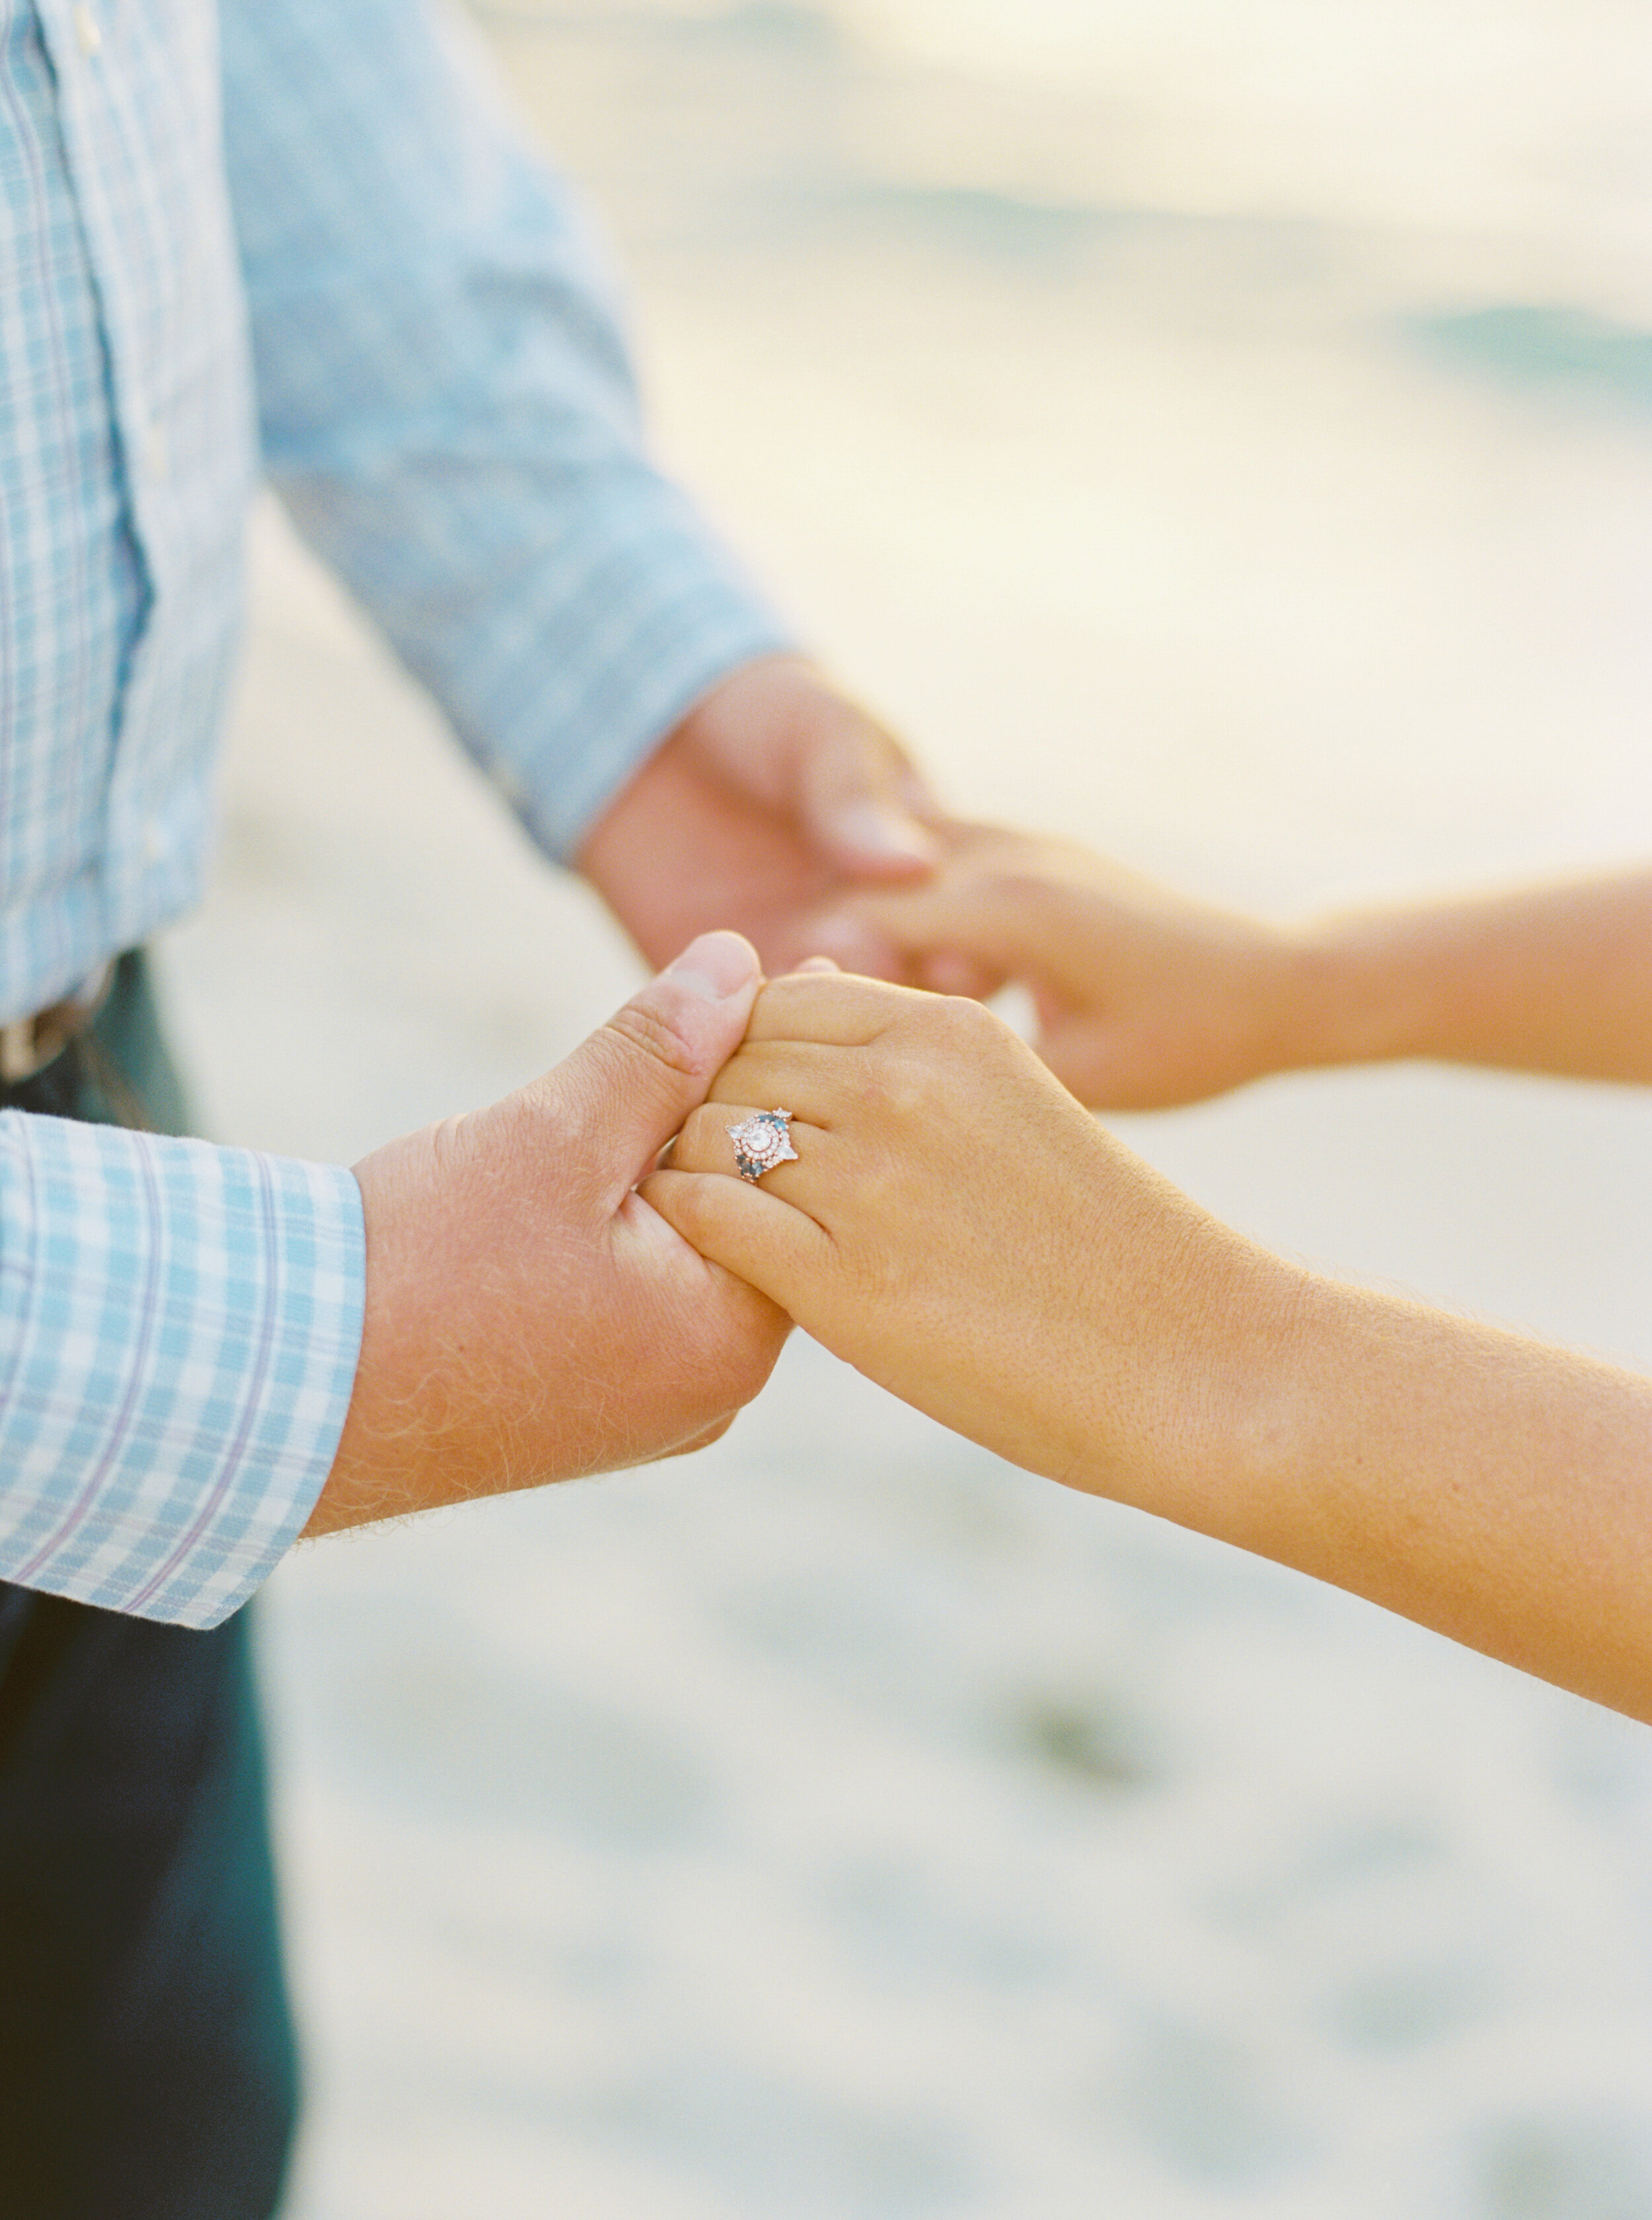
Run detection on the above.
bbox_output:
[32,0,254,948]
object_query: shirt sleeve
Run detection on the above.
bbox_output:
[219,0,796,862]
[0,1112,365,1629]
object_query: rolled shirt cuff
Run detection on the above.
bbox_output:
[0,1112,365,1628]
[280,454,800,864]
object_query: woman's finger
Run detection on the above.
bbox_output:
[740,969,922,1045]
[669,1101,836,1216]
[851,870,1080,979]
[700,1040,854,1122]
[639,1167,833,1310]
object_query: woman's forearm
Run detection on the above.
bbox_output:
[649,971,1652,1723]
[1134,1259,1652,1719]
[1301,869,1652,1083]
[855,834,1652,1105]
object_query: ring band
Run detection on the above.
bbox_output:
[727,1108,799,1183]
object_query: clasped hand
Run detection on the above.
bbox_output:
[646,934,1652,1726]
[312,837,1652,1724]
[309,932,793,1536]
[644,968,1272,1504]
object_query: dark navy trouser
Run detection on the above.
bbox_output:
[0,955,299,2219]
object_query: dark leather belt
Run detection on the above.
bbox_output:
[0,962,115,1086]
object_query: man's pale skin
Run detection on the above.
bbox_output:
[578,653,940,978]
[310,928,785,1534]
[646,840,1652,1724]
[305,653,938,1537]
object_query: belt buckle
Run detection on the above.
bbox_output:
[0,963,114,1086]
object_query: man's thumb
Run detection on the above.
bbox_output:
[550,932,763,1193]
[799,714,941,878]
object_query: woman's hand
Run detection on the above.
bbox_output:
[646,966,1652,1721]
[841,827,1320,1109]
[850,829,1652,1102]
[641,972,1289,1509]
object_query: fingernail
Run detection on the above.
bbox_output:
[834,801,939,866]
[792,954,842,974]
[923,953,985,998]
[664,930,761,1000]
[794,910,901,980]
[794,913,875,967]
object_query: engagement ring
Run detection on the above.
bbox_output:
[728,1109,799,1183]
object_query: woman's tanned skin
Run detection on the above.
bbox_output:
[845,827,1652,1107]
[646,926,1652,1722]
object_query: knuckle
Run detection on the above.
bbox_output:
[907,991,1018,1086]
[670,1175,721,1243]
[603,998,704,1078]
[927,991,998,1050]
[682,1306,786,1417]
[728,1311,790,1398]
[853,1049,931,1125]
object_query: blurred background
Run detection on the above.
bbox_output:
[165,1,1652,2212]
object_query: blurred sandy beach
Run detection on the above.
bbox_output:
[163,3,1652,2211]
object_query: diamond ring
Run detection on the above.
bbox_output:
[727,1108,800,1183]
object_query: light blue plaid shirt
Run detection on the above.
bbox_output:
[0,0,791,1625]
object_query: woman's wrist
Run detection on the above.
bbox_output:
[1280,906,1458,1071]
[1283,885,1622,1076]
[1083,1240,1429,1601]
[1058,1199,1324,1536]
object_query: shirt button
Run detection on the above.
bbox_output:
[73,5,102,56]
[143,817,167,866]
[141,423,169,480]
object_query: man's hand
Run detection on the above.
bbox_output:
[306,932,790,1537]
[578,654,945,981]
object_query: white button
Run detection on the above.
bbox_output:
[141,422,169,480]
[143,816,167,866]
[73,5,102,56]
